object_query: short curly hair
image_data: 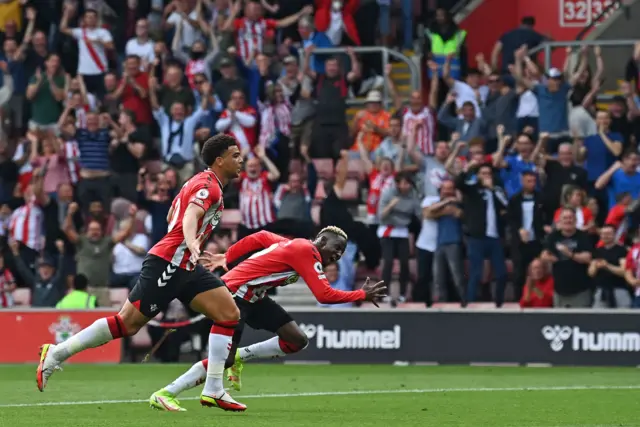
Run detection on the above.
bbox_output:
[318,226,348,241]
[201,134,238,166]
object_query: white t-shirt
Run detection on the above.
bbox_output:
[453,80,488,118]
[125,38,156,66]
[416,196,440,252]
[326,11,343,46]
[112,234,150,275]
[517,89,540,118]
[12,142,32,176]
[72,27,113,75]
[167,11,202,49]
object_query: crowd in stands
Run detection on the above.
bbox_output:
[0,0,639,314]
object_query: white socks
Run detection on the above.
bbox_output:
[238,337,287,362]
[51,318,115,362]
[165,360,207,396]
[202,322,236,396]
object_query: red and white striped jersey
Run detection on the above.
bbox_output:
[233,17,277,63]
[238,171,275,229]
[366,169,395,224]
[9,200,44,251]
[63,140,81,184]
[149,170,224,270]
[401,107,435,155]
[0,269,16,308]
[626,243,640,297]
[185,59,207,89]
[222,230,366,304]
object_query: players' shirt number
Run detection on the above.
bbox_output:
[167,199,181,232]
[248,243,279,259]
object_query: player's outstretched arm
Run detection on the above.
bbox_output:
[225,230,288,265]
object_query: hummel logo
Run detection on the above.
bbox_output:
[157,264,177,287]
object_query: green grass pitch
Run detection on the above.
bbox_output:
[1,364,639,426]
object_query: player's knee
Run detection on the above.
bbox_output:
[214,304,240,323]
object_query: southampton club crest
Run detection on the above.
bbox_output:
[48,316,82,344]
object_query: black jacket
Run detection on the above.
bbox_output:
[507,191,547,243]
[456,171,508,238]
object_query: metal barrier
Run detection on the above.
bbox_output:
[528,39,637,102]
[307,47,421,109]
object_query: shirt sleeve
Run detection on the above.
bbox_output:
[225,230,288,265]
[289,242,366,304]
[100,29,113,43]
[71,28,82,40]
[625,249,635,272]
[188,179,222,212]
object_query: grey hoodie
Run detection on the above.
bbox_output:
[378,186,421,228]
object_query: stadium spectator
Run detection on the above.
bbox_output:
[26,54,65,132]
[424,7,467,82]
[109,109,151,202]
[0,251,15,307]
[553,187,594,232]
[541,142,588,221]
[24,29,49,79]
[9,238,64,307]
[478,66,519,151]
[374,116,418,173]
[60,4,114,97]
[508,171,546,300]
[408,136,450,197]
[492,130,544,198]
[172,20,219,89]
[427,179,465,306]
[490,16,545,74]
[378,171,421,307]
[625,236,640,307]
[125,18,155,68]
[62,202,137,306]
[237,145,279,239]
[286,55,315,155]
[28,131,71,196]
[568,46,603,138]
[588,224,630,308]
[164,0,204,53]
[55,274,96,309]
[442,61,487,119]
[215,55,249,107]
[456,162,508,306]
[318,246,358,310]
[110,216,149,290]
[308,49,360,160]
[351,90,390,154]
[8,183,43,272]
[542,208,594,308]
[415,183,438,305]
[215,88,257,157]
[595,153,640,210]
[151,74,210,183]
[136,168,178,245]
[437,92,484,143]
[519,258,554,308]
[115,55,152,126]
[272,171,313,236]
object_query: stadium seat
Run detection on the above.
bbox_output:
[312,159,334,179]
[221,209,242,229]
[347,159,365,179]
[12,288,31,306]
[109,288,129,308]
[314,180,327,200]
[110,198,132,220]
[342,179,360,200]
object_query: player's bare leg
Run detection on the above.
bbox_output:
[190,287,246,412]
[37,301,148,392]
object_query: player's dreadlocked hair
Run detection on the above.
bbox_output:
[318,226,348,241]
[201,134,238,166]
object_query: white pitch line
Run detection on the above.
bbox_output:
[1,384,640,408]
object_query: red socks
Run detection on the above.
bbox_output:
[106,315,126,339]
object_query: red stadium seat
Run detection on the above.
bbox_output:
[12,288,31,306]
[342,179,360,200]
[109,288,129,308]
[312,159,334,179]
[221,209,242,229]
[347,158,365,179]
[314,180,327,200]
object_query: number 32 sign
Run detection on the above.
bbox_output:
[560,0,616,27]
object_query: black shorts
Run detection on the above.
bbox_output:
[234,296,293,334]
[129,254,226,317]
